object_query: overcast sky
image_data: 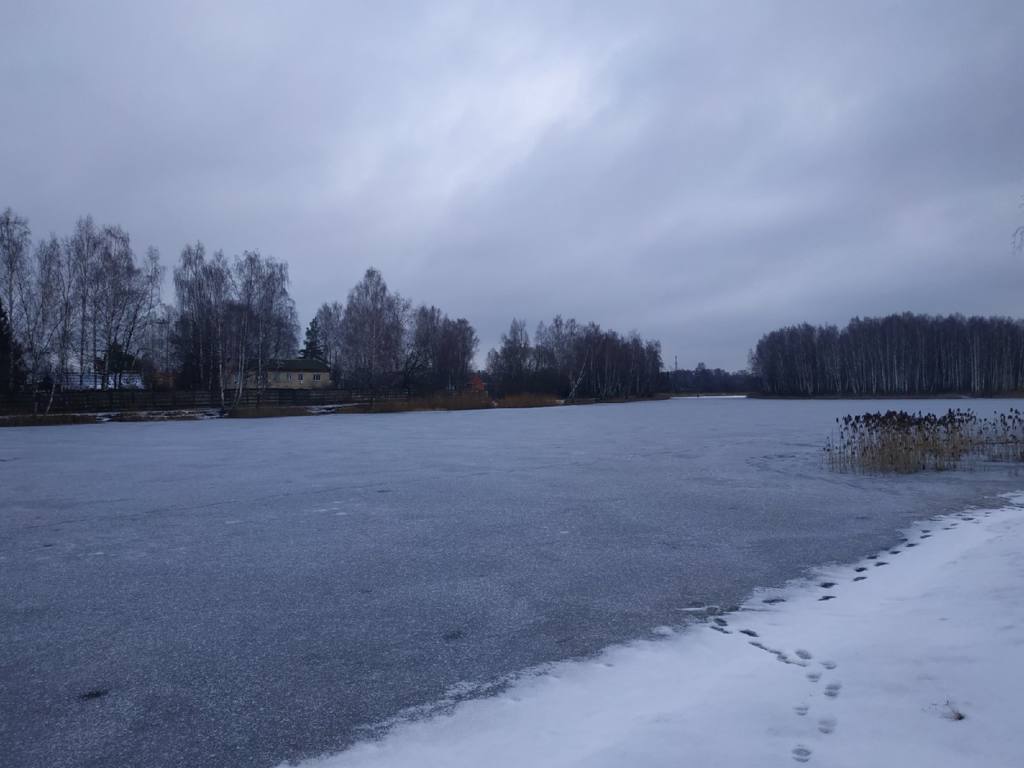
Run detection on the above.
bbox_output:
[2,1,1022,369]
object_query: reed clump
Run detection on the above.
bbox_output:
[493,393,561,408]
[825,408,1024,473]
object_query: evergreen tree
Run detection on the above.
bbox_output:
[301,317,325,361]
[0,296,26,399]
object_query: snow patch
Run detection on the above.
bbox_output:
[290,493,1024,768]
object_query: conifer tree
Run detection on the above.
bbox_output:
[301,317,324,361]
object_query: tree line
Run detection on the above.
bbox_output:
[751,313,1024,396]
[486,316,663,398]
[7,204,1022,405]
[663,363,758,394]
[0,207,485,401]
[307,267,479,393]
[0,210,162,400]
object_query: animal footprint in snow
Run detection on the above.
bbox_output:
[739,629,759,637]
[854,567,868,572]
[824,682,842,698]
[794,703,809,716]
[795,649,812,660]
[818,595,836,601]
[874,561,888,567]
[792,745,812,763]
[806,670,822,682]
[853,576,867,581]
[817,717,837,734]
[820,660,837,670]
[819,582,836,589]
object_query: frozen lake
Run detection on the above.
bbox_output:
[1,398,1021,767]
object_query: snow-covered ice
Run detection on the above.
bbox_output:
[296,493,1024,768]
[4,400,1022,767]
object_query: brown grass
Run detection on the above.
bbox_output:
[355,392,494,413]
[1,390,671,426]
[0,413,102,427]
[494,393,561,408]
[0,410,214,427]
[225,406,315,419]
[575,393,672,404]
[108,411,208,422]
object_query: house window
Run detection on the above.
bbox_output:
[313,374,321,381]
[298,373,304,382]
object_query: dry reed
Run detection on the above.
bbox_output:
[825,408,1024,473]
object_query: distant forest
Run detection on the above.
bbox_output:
[751,314,1024,396]
[486,317,662,399]
[5,205,1023,404]
[663,364,758,394]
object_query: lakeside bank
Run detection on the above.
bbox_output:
[295,493,1024,768]
[0,393,673,427]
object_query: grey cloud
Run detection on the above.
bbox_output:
[2,0,1022,369]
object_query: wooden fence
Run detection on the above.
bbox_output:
[0,388,409,415]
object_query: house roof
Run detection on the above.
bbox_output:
[266,358,330,373]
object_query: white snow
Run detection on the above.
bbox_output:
[291,493,1024,768]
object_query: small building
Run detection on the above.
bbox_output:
[248,359,332,390]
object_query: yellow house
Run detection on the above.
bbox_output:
[247,359,332,389]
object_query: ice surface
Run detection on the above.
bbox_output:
[296,495,1024,768]
[1,399,1022,766]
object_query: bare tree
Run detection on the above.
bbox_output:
[314,301,345,382]
[486,318,531,394]
[229,250,296,399]
[65,217,102,387]
[489,315,661,398]
[0,208,31,391]
[17,236,62,389]
[173,244,295,399]
[339,268,407,391]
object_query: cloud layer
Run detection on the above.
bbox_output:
[3,1,1022,368]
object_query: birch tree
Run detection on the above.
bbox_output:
[314,300,345,383]
[338,268,407,390]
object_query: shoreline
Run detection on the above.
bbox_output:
[6,391,1024,428]
[0,394,674,428]
[294,492,1024,768]
[747,392,1024,400]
